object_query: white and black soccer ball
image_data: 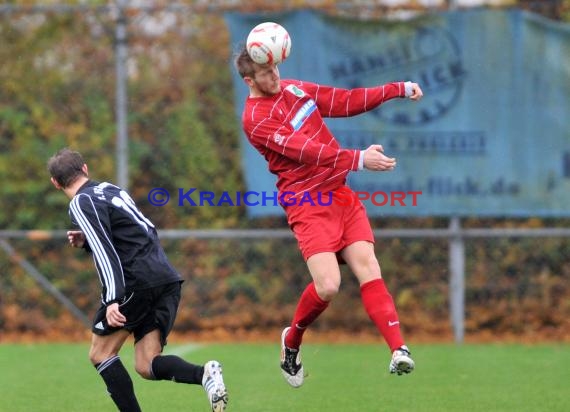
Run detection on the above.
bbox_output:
[246,22,291,65]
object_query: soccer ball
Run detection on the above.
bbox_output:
[246,22,291,65]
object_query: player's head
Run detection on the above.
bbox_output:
[234,43,281,97]
[47,148,88,189]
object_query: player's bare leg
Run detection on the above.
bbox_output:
[90,331,141,411]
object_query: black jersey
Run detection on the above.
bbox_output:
[69,180,181,305]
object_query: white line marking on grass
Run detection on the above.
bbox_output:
[166,343,203,357]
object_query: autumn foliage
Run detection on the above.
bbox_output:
[1,4,569,343]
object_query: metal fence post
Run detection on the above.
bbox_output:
[449,216,465,343]
[115,0,129,190]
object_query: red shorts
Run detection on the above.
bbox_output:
[284,186,374,261]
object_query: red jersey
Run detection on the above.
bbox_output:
[242,79,406,198]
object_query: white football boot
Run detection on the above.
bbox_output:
[280,327,304,387]
[389,345,415,375]
[202,360,228,411]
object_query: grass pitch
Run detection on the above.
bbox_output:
[0,342,568,411]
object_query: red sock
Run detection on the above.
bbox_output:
[285,282,329,349]
[360,278,405,352]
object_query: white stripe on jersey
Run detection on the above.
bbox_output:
[71,194,123,303]
[328,87,336,117]
[288,118,324,163]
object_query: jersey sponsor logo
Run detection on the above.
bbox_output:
[290,100,316,131]
[285,84,305,97]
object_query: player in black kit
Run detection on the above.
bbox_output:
[48,148,228,412]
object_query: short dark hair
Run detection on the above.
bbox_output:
[233,42,258,79]
[47,148,87,188]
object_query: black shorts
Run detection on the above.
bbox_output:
[92,281,182,347]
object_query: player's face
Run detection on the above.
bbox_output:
[251,64,281,96]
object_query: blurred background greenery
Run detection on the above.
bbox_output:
[1,0,569,343]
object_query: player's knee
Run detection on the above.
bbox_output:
[89,348,117,366]
[316,279,340,301]
[88,350,98,366]
[134,361,153,379]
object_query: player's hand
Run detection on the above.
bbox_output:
[106,303,126,327]
[67,230,86,248]
[363,144,396,171]
[408,83,423,101]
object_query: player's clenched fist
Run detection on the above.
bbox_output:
[363,144,397,172]
[408,82,423,101]
[67,230,86,248]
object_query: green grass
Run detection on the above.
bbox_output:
[0,342,569,411]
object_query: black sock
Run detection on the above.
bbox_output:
[95,355,141,412]
[150,354,204,384]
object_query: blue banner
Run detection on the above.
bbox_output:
[225,9,570,217]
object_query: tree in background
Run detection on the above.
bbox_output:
[0,8,243,230]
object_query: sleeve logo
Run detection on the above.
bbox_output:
[285,84,305,98]
[273,133,285,145]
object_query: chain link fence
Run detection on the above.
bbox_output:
[1,229,569,343]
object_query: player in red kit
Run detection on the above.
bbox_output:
[234,43,423,387]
